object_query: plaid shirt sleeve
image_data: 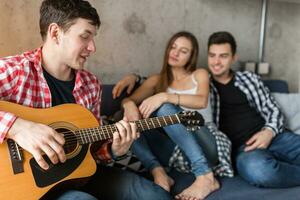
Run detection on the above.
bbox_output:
[250,73,284,135]
[0,58,21,143]
[236,72,284,135]
[0,112,17,143]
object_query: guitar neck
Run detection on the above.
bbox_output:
[76,114,181,144]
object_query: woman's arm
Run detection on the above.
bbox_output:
[121,74,159,120]
[168,68,209,109]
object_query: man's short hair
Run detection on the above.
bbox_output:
[208,31,237,55]
[40,0,101,41]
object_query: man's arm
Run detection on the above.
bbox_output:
[112,74,147,99]
[242,72,284,151]
[254,73,284,135]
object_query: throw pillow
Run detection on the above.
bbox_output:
[272,93,300,134]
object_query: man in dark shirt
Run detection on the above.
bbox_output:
[208,31,300,188]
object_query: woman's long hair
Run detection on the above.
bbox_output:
[155,31,199,93]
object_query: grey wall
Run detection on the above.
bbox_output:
[88,0,262,83]
[0,0,299,92]
[265,1,300,92]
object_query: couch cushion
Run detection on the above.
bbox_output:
[272,93,300,134]
[263,80,289,93]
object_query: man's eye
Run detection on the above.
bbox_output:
[221,55,228,58]
[81,35,89,39]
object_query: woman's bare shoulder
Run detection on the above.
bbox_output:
[193,68,209,78]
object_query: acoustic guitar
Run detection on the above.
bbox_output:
[0,101,204,199]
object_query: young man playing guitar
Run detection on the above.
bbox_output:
[0,0,171,199]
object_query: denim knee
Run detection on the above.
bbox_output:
[236,149,278,187]
[156,103,181,117]
[56,190,97,200]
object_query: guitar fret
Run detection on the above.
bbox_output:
[87,129,91,143]
[96,127,102,141]
[83,129,88,144]
[173,114,180,123]
[90,128,96,142]
[104,125,110,139]
[149,118,155,129]
[144,119,150,130]
[155,117,162,127]
[86,129,92,143]
[167,115,173,124]
[80,130,85,144]
[162,116,167,126]
[136,121,144,132]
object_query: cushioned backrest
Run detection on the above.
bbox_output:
[263,80,289,93]
[101,84,124,116]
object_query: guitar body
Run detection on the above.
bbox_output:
[0,101,98,200]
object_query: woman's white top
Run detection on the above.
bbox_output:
[166,74,213,123]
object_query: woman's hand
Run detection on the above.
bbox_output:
[139,93,167,118]
[123,100,141,121]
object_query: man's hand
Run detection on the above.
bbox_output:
[7,118,66,170]
[244,129,274,152]
[139,93,167,118]
[112,74,138,99]
[111,117,140,157]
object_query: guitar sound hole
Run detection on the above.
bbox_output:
[56,128,78,154]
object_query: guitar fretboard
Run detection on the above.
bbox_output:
[75,114,180,144]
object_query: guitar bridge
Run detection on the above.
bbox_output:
[7,139,24,174]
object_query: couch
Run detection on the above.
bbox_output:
[100,80,300,200]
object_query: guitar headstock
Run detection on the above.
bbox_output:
[176,111,205,131]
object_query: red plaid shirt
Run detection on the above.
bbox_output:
[0,47,112,162]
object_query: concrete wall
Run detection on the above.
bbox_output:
[265,1,300,92]
[0,0,299,91]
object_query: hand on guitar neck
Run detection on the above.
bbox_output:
[109,116,139,158]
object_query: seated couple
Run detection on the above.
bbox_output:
[113,31,300,200]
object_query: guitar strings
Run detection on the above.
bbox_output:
[56,115,184,148]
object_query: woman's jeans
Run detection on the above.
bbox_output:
[56,165,171,200]
[236,131,300,188]
[131,103,211,177]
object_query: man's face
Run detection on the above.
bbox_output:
[208,43,236,79]
[59,18,97,70]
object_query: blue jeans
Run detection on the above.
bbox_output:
[55,165,171,200]
[131,103,211,177]
[56,190,97,200]
[236,131,300,188]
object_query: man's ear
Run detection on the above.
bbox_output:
[47,23,61,44]
[233,54,239,62]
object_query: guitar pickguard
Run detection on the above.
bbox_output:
[30,144,89,188]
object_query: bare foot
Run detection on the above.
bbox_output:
[175,172,219,200]
[151,167,174,192]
